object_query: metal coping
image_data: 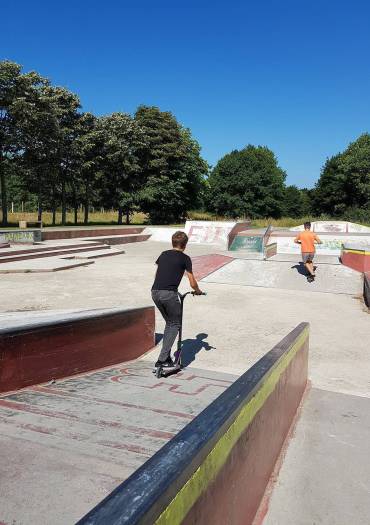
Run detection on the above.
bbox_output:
[78,322,309,525]
[0,306,154,337]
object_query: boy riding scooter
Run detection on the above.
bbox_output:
[151,231,204,373]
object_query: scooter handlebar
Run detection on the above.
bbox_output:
[180,291,207,298]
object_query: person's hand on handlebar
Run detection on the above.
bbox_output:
[186,271,204,296]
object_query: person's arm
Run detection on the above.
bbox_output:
[294,233,301,244]
[186,271,203,295]
[314,235,322,244]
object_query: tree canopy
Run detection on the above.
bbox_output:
[2,59,369,226]
[313,134,370,221]
[207,145,286,219]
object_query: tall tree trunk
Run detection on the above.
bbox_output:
[72,185,78,225]
[51,185,56,226]
[0,157,8,226]
[84,182,89,225]
[37,199,42,222]
[126,208,130,225]
[61,178,66,226]
[118,206,123,225]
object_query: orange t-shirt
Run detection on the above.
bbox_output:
[295,231,319,253]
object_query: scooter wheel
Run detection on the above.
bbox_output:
[155,367,162,379]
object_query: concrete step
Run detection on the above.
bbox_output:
[0,241,103,258]
[0,244,110,264]
[0,259,94,273]
[62,249,126,260]
[83,234,151,245]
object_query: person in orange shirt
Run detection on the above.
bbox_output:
[294,222,322,282]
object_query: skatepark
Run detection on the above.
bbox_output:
[0,221,369,524]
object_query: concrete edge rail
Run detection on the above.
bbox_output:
[78,322,309,525]
[0,306,155,394]
[341,245,370,273]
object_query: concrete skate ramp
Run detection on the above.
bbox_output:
[185,220,236,248]
[0,306,154,394]
[78,323,309,525]
[202,258,363,295]
[192,254,234,280]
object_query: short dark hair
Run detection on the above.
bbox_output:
[172,231,188,249]
[304,222,311,229]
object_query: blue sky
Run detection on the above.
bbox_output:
[1,0,370,188]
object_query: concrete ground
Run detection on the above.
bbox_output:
[264,388,370,525]
[1,239,370,524]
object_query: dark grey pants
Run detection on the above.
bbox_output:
[151,290,182,362]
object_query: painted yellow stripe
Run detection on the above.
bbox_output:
[155,327,309,525]
[343,249,370,256]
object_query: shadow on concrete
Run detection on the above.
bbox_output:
[180,333,215,367]
[291,263,308,277]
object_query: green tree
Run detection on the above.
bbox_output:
[42,86,81,225]
[340,133,370,209]
[74,113,105,225]
[98,112,148,224]
[17,83,61,223]
[135,106,208,223]
[283,185,313,217]
[207,145,286,218]
[0,60,48,225]
[313,154,347,216]
[313,134,370,219]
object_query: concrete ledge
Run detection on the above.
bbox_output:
[0,306,155,394]
[42,227,145,241]
[84,234,151,245]
[77,322,309,525]
[341,245,370,273]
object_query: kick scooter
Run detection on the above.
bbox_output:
[154,291,207,379]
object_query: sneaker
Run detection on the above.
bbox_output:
[307,275,314,283]
[154,357,175,368]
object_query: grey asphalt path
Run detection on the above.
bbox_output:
[264,388,370,525]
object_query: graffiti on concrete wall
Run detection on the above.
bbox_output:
[185,221,236,246]
[291,221,370,233]
[0,230,41,243]
[275,235,370,255]
[230,235,263,252]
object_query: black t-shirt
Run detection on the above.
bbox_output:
[152,250,192,291]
